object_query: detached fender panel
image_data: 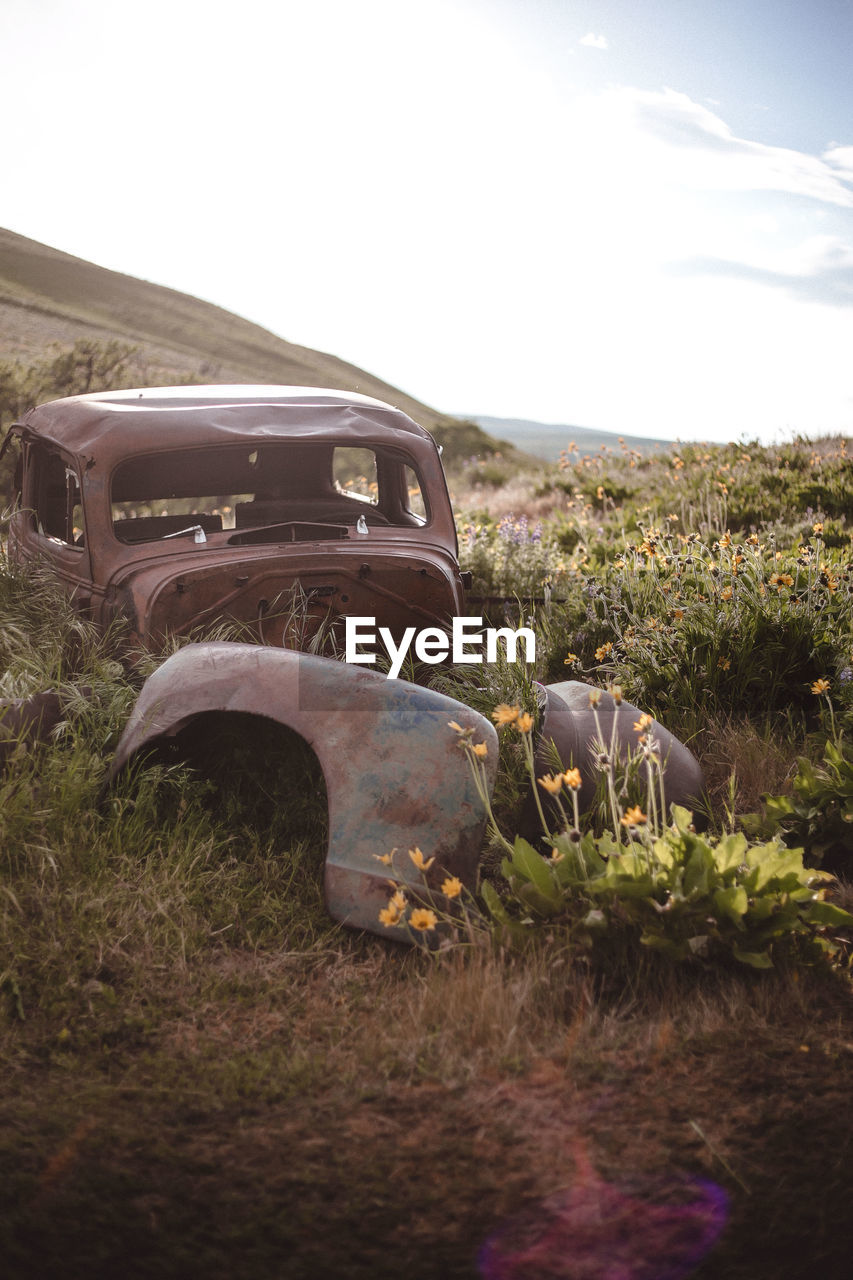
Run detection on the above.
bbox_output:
[524,680,704,830]
[107,643,497,938]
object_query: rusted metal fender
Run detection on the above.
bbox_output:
[524,680,704,830]
[106,643,497,940]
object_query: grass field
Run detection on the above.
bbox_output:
[2,434,853,1278]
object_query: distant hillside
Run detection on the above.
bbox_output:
[464,414,673,461]
[0,227,503,461]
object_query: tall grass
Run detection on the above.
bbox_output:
[2,436,853,1278]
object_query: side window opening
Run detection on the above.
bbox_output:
[31,446,84,548]
[403,465,427,522]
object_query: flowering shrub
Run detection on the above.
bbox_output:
[489,808,851,969]
[457,514,563,600]
[604,530,848,723]
[464,701,850,969]
[757,735,853,869]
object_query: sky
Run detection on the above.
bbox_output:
[3,0,853,443]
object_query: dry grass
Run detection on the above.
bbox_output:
[3,936,852,1279]
[690,716,800,816]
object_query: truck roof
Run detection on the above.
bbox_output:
[18,385,434,458]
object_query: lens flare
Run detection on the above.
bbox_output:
[478,1174,728,1279]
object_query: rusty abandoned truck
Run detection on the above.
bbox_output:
[4,385,467,648]
[0,385,704,940]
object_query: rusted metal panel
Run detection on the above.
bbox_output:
[8,386,464,648]
[524,680,704,830]
[107,642,497,940]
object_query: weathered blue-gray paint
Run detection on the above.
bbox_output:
[107,642,497,940]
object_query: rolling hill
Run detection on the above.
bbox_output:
[0,227,496,459]
[462,414,672,460]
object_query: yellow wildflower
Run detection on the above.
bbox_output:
[537,773,564,795]
[472,741,489,758]
[633,713,653,733]
[441,876,463,899]
[374,849,396,866]
[550,849,565,863]
[721,586,733,601]
[389,889,407,912]
[409,908,438,932]
[408,847,435,873]
[491,703,521,727]
[621,805,647,827]
[595,642,613,661]
[608,684,623,704]
[515,712,534,734]
[447,719,465,734]
[563,652,579,666]
[813,522,824,535]
[563,767,582,790]
[811,677,831,695]
[717,657,731,671]
[378,903,403,927]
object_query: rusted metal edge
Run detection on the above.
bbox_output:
[106,642,498,941]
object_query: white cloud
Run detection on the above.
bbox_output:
[594,87,853,208]
[824,145,853,180]
[2,3,852,443]
[670,235,853,309]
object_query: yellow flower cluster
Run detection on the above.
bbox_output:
[491,704,534,734]
[620,805,647,827]
[537,766,583,795]
[376,849,465,931]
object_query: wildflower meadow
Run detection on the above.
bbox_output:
[1,433,853,1278]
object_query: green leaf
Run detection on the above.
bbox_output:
[747,843,806,891]
[713,884,748,924]
[714,832,748,874]
[510,836,559,901]
[480,879,511,926]
[516,881,563,917]
[732,945,774,969]
[682,845,712,897]
[807,901,853,927]
[670,805,693,832]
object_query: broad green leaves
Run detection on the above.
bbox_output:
[487,811,853,969]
